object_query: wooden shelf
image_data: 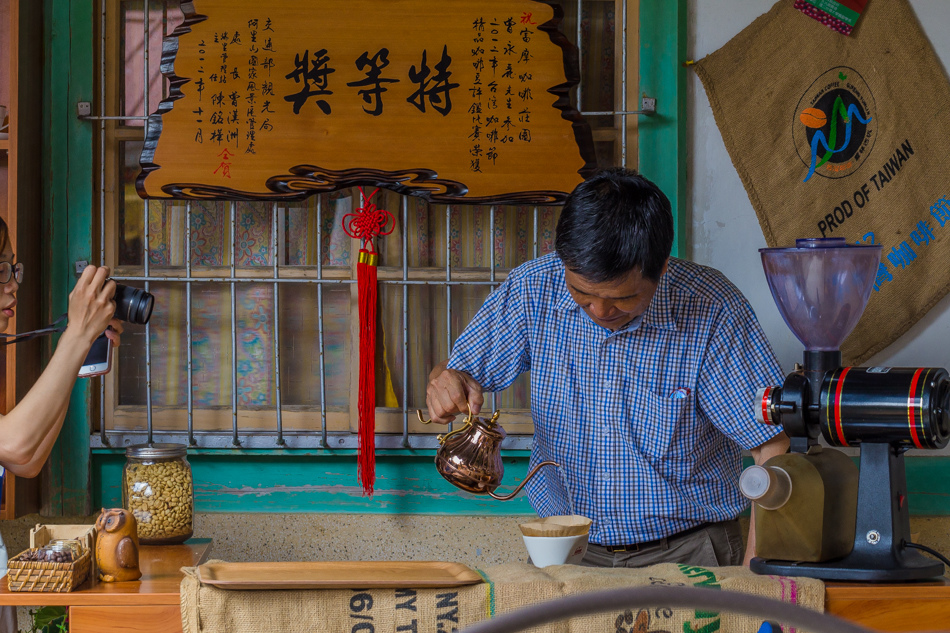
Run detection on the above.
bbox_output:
[0,539,212,607]
[0,139,8,151]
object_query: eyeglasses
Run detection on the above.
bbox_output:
[0,262,23,285]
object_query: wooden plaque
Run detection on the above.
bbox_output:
[137,0,596,204]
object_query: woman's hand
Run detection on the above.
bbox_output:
[425,360,485,424]
[65,265,117,346]
[105,319,124,346]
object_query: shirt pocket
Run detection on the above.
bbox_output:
[627,388,689,461]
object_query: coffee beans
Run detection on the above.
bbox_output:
[124,459,194,543]
[19,548,74,563]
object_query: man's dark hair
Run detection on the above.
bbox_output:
[554,168,674,283]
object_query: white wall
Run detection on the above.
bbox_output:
[688,0,950,373]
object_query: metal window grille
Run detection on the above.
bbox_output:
[89,0,637,452]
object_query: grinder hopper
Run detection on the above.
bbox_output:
[761,237,880,352]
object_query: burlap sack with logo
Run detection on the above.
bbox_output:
[180,562,823,633]
[694,0,950,363]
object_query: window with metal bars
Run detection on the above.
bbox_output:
[91,0,640,451]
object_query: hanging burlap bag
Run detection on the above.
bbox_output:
[694,0,950,363]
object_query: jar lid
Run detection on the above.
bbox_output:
[125,442,188,459]
[47,540,83,556]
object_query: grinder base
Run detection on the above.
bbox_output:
[752,443,944,582]
[751,551,943,582]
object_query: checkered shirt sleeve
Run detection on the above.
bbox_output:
[447,273,531,392]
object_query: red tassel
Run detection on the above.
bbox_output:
[357,249,378,496]
[342,187,394,497]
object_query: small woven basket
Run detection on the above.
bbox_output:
[7,548,92,592]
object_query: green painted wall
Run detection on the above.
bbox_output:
[44,0,95,515]
[93,450,534,514]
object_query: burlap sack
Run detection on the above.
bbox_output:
[180,561,823,633]
[694,0,950,364]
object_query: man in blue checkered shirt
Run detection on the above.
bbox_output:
[425,169,789,568]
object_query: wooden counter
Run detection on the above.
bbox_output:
[0,539,211,632]
[826,578,950,632]
[0,546,945,633]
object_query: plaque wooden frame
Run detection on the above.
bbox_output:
[137,0,597,205]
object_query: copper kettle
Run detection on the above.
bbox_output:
[417,406,559,500]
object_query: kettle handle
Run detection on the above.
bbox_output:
[416,401,475,425]
[487,461,560,501]
[416,404,500,425]
[435,415,475,446]
[416,404,476,445]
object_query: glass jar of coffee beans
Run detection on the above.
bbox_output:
[20,543,75,564]
[123,443,194,544]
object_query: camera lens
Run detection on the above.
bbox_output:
[113,283,154,325]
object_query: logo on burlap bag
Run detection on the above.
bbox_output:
[614,609,672,633]
[794,66,877,183]
[694,0,950,363]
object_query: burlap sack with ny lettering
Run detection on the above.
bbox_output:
[180,562,823,633]
[694,0,950,364]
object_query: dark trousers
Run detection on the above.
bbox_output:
[582,520,744,568]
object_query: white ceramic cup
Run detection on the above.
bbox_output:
[522,533,589,568]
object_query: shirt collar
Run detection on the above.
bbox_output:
[641,267,677,331]
[554,265,579,313]
[553,258,678,331]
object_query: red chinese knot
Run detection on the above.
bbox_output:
[342,187,395,253]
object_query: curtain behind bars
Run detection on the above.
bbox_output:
[115,183,555,431]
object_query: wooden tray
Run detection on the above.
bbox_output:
[196,561,483,590]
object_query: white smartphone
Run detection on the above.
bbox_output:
[78,333,113,377]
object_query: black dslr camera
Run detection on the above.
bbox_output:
[112,283,154,325]
[73,262,154,325]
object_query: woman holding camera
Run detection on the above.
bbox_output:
[0,225,122,475]
[0,217,120,631]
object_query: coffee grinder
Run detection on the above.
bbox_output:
[745,237,950,581]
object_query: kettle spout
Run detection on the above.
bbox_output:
[487,461,560,501]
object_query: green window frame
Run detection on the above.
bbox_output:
[42,0,687,516]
